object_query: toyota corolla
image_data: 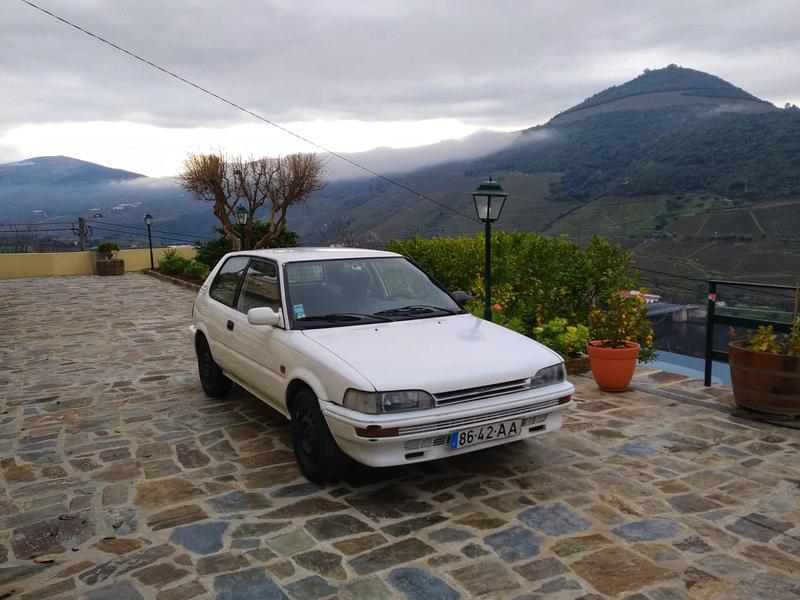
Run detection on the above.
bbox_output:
[190,247,574,482]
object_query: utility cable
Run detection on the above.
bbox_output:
[86,220,215,241]
[90,225,199,244]
[20,0,480,224]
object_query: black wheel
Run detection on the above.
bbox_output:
[196,336,232,398]
[291,390,349,483]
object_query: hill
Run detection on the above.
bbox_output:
[549,64,771,124]
[4,65,800,293]
[0,155,144,186]
[298,65,798,242]
[0,156,206,244]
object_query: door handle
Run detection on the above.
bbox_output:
[226,320,234,331]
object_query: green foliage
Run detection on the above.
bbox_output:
[532,318,590,358]
[158,248,192,275]
[627,110,800,199]
[158,248,210,281]
[482,102,800,204]
[388,231,636,336]
[589,291,656,362]
[195,221,299,269]
[97,242,119,259]
[743,318,800,356]
[183,260,210,281]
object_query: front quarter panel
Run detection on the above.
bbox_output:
[282,331,375,407]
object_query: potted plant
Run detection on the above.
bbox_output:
[729,319,800,416]
[587,290,655,391]
[96,242,124,276]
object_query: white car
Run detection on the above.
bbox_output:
[190,247,574,482]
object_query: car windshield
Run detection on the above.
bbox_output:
[285,257,463,329]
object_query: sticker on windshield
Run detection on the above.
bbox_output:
[293,304,306,319]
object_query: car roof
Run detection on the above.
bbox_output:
[224,247,402,265]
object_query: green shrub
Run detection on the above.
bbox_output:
[183,260,210,281]
[532,318,590,358]
[97,242,120,259]
[388,232,637,335]
[159,248,192,275]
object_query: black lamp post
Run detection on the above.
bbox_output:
[471,176,508,322]
[234,205,248,250]
[143,213,154,269]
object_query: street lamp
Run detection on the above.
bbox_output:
[143,213,154,270]
[471,176,508,322]
[234,204,248,250]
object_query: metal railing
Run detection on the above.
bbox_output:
[704,280,795,386]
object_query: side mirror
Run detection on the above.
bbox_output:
[247,307,280,327]
[451,290,470,308]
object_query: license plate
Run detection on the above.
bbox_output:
[449,419,521,450]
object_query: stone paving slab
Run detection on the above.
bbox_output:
[1,273,799,599]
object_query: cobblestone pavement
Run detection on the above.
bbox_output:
[1,273,799,600]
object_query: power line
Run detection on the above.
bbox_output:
[86,220,215,241]
[0,222,75,226]
[0,227,75,233]
[634,266,707,283]
[20,0,480,225]
[90,225,198,244]
[637,268,795,301]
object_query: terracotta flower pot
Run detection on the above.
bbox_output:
[586,341,640,392]
[729,341,800,416]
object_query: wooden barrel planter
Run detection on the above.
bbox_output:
[96,258,125,276]
[729,341,800,416]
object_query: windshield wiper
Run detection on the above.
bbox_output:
[374,305,458,316]
[297,313,392,323]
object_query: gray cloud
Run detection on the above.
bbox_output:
[2,0,799,133]
[326,129,518,180]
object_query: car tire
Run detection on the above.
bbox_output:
[291,390,349,483]
[197,337,232,398]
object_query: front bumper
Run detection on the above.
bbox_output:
[321,380,574,467]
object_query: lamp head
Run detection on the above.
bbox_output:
[471,176,508,223]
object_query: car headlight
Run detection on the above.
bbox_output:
[530,363,565,388]
[343,389,434,414]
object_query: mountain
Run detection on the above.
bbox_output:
[0,155,144,186]
[0,156,207,243]
[4,65,800,289]
[548,64,771,125]
[0,130,516,243]
[291,65,800,292]
[298,65,798,242]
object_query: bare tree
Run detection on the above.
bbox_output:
[333,213,365,247]
[178,152,325,250]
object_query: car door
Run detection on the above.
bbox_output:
[204,255,251,371]
[226,258,290,409]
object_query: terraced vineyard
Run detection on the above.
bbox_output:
[546,194,800,302]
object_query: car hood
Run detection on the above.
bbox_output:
[301,313,563,393]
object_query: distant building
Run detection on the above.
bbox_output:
[620,290,661,303]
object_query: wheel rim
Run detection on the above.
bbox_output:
[297,407,320,471]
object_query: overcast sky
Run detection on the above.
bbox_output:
[2,0,798,176]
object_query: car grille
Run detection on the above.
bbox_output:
[397,399,558,435]
[404,435,449,450]
[433,378,531,406]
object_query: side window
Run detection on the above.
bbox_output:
[237,260,282,314]
[209,257,250,307]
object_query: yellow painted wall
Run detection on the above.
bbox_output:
[0,246,197,279]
